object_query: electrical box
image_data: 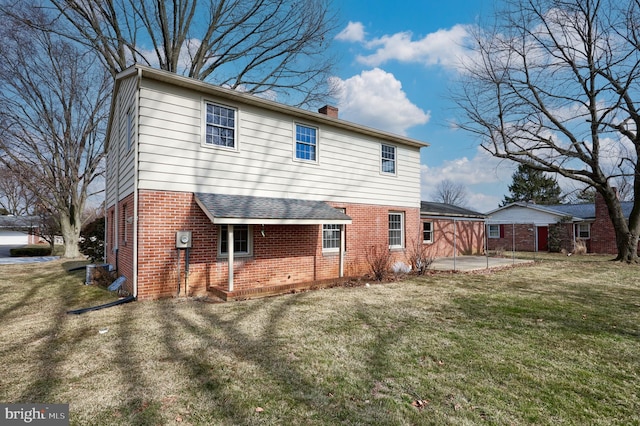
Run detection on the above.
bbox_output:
[175,231,192,249]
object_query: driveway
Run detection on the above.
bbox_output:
[0,245,59,264]
[431,255,533,272]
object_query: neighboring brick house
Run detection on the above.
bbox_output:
[420,202,486,257]
[486,190,634,254]
[104,65,428,300]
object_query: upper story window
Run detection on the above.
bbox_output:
[381,144,396,175]
[423,221,433,243]
[205,102,236,148]
[389,211,404,249]
[295,124,317,162]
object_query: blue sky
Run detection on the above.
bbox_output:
[328,0,515,212]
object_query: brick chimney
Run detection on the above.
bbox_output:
[318,105,338,118]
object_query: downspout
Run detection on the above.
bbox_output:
[132,67,142,299]
[339,224,345,278]
[113,84,121,276]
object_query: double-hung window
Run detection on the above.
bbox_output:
[423,221,433,243]
[219,225,252,257]
[488,224,500,238]
[389,212,404,249]
[295,124,317,161]
[205,102,236,148]
[323,209,345,252]
[575,223,590,239]
[322,224,341,251]
[381,144,396,175]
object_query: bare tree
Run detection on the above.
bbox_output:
[0,6,110,258]
[0,164,38,216]
[41,0,338,107]
[431,179,469,207]
[455,0,640,262]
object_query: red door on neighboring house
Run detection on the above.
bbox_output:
[537,226,548,252]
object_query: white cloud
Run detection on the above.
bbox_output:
[356,24,476,71]
[421,148,511,187]
[420,148,515,212]
[330,68,430,135]
[335,21,365,42]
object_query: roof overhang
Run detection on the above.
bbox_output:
[195,193,352,225]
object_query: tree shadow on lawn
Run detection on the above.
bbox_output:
[91,291,430,425]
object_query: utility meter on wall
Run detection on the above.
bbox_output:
[176,231,192,249]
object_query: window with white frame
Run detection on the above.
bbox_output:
[389,212,404,248]
[295,124,317,161]
[381,144,396,174]
[575,223,590,239]
[423,221,433,243]
[488,224,500,238]
[323,224,341,251]
[205,102,236,148]
[323,209,345,251]
[219,225,252,256]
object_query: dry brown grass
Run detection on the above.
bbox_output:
[1,257,639,425]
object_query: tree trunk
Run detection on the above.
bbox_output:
[603,187,640,263]
[60,211,82,258]
[615,229,639,263]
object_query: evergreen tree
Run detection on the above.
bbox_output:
[502,164,563,205]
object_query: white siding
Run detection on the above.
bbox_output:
[135,79,422,207]
[488,205,561,225]
[105,75,138,208]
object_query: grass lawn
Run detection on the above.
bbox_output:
[0,256,638,425]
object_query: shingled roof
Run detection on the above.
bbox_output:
[195,193,352,225]
[420,201,486,219]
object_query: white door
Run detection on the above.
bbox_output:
[0,231,29,245]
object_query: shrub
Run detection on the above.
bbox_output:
[405,237,434,275]
[573,239,587,255]
[365,244,392,281]
[10,246,52,257]
[80,217,105,262]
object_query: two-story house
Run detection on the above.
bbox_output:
[105,65,428,300]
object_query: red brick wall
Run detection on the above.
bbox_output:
[422,219,485,257]
[127,190,420,300]
[487,224,537,252]
[590,191,619,254]
[106,193,135,294]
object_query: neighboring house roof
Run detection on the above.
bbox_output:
[0,216,38,228]
[106,65,430,153]
[420,201,486,219]
[195,193,352,225]
[486,200,635,222]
